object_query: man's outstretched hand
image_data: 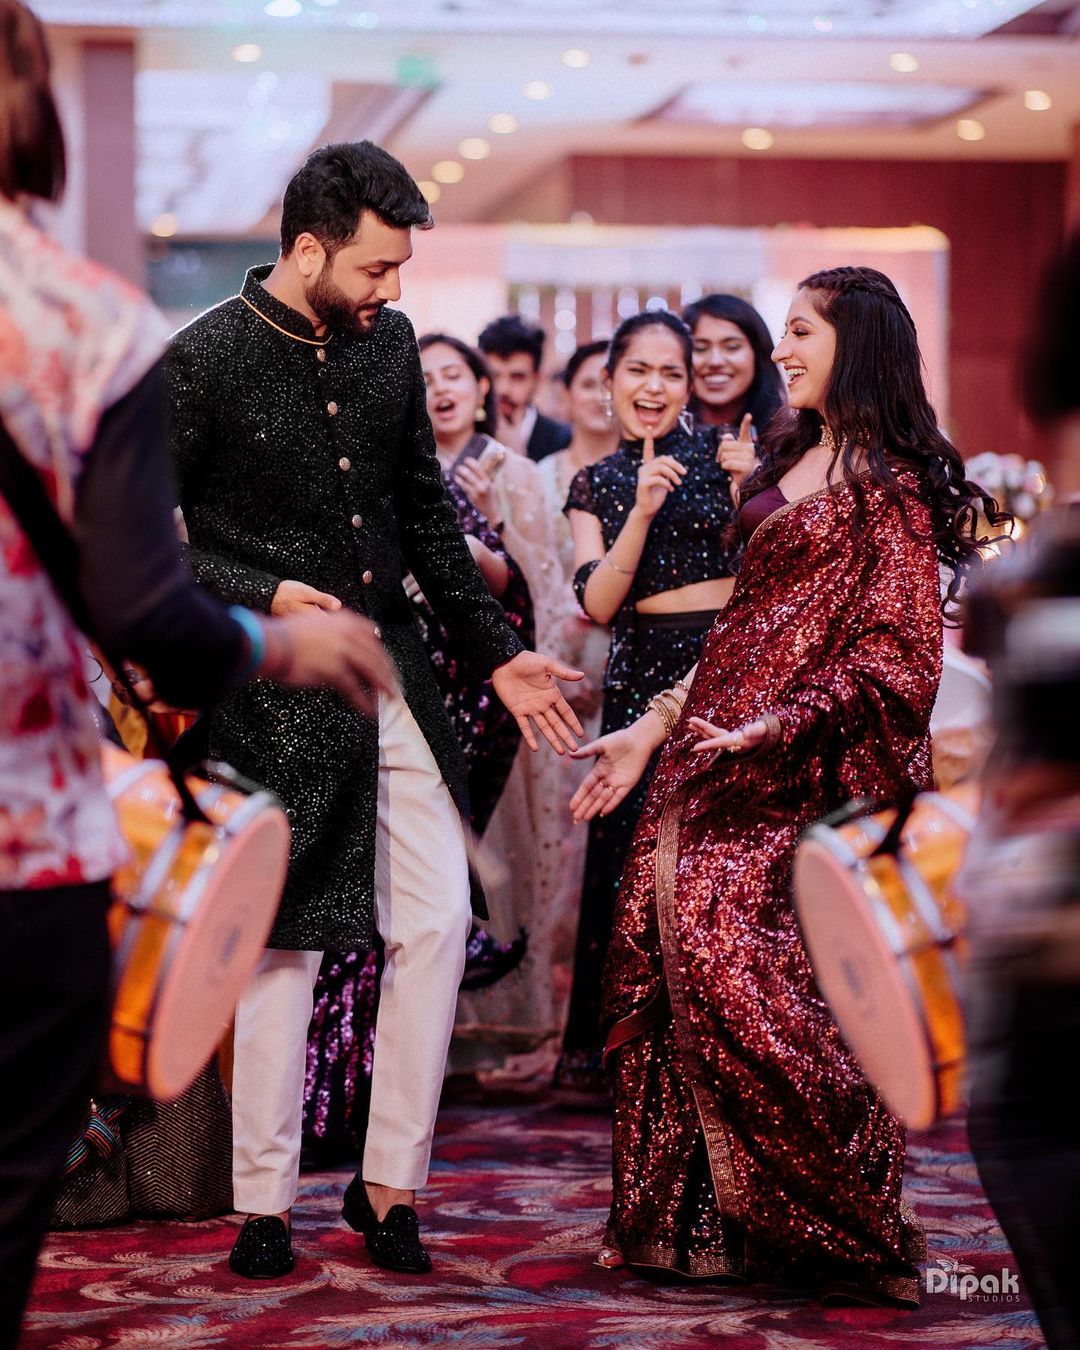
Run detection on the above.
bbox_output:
[491,650,585,754]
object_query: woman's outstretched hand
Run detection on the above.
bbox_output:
[688,715,770,757]
[569,722,660,822]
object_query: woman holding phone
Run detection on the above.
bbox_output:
[419,333,562,644]
[418,333,576,1083]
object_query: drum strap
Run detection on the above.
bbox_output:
[869,788,918,859]
[0,415,211,825]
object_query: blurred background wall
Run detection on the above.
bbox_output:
[31,0,1080,472]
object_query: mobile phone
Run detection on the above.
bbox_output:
[477,444,507,478]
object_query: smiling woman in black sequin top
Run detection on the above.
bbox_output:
[555,310,748,1089]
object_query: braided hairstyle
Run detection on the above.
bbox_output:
[741,265,1010,618]
[0,0,66,203]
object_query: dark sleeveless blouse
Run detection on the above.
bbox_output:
[563,424,739,689]
[738,483,787,544]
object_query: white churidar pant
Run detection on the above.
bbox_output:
[231,687,472,1214]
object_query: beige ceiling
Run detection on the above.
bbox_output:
[39,1,1080,231]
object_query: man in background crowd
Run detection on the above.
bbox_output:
[478,314,571,462]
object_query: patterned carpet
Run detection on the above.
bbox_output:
[22,1097,1045,1349]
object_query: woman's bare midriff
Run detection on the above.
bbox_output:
[635,577,735,614]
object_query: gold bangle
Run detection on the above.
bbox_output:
[646,696,676,736]
[673,679,690,697]
[603,553,635,576]
[657,689,684,722]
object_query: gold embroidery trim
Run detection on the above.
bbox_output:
[654,786,746,1224]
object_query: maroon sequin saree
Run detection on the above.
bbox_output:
[602,474,943,1303]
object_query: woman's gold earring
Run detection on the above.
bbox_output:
[475,406,486,423]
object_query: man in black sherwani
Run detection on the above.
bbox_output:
[168,142,583,1280]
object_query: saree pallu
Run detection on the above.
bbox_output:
[602,474,943,1303]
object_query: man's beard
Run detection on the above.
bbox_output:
[305,264,382,338]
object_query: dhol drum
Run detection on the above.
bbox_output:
[793,785,978,1131]
[102,742,290,1101]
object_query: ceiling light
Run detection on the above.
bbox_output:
[150,213,178,238]
[488,112,518,134]
[232,43,262,62]
[347,10,378,26]
[1024,89,1052,111]
[747,14,768,32]
[523,81,552,101]
[956,118,986,141]
[889,52,919,73]
[417,180,441,204]
[264,0,301,16]
[313,0,340,5]
[561,49,591,68]
[741,127,774,150]
[459,137,490,160]
[812,16,833,32]
[432,160,464,184]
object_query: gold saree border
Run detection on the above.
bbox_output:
[654,785,747,1225]
[602,985,669,1068]
[602,1225,747,1281]
[650,785,922,1306]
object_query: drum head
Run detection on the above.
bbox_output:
[146,808,290,1100]
[794,835,938,1131]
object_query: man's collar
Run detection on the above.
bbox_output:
[241,264,322,342]
[520,403,539,446]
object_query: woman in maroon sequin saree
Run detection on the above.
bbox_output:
[571,267,1005,1304]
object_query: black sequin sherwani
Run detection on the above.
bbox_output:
[167,266,523,951]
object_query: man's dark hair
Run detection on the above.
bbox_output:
[477,314,545,371]
[280,140,433,257]
[0,0,66,204]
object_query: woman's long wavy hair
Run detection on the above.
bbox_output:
[417,332,497,438]
[741,266,1010,618]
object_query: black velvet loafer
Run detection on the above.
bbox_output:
[228,1215,295,1279]
[342,1176,432,1274]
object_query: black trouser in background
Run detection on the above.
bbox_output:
[968,979,1080,1350]
[0,881,111,1348]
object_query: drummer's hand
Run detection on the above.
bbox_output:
[688,715,770,757]
[263,611,397,716]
